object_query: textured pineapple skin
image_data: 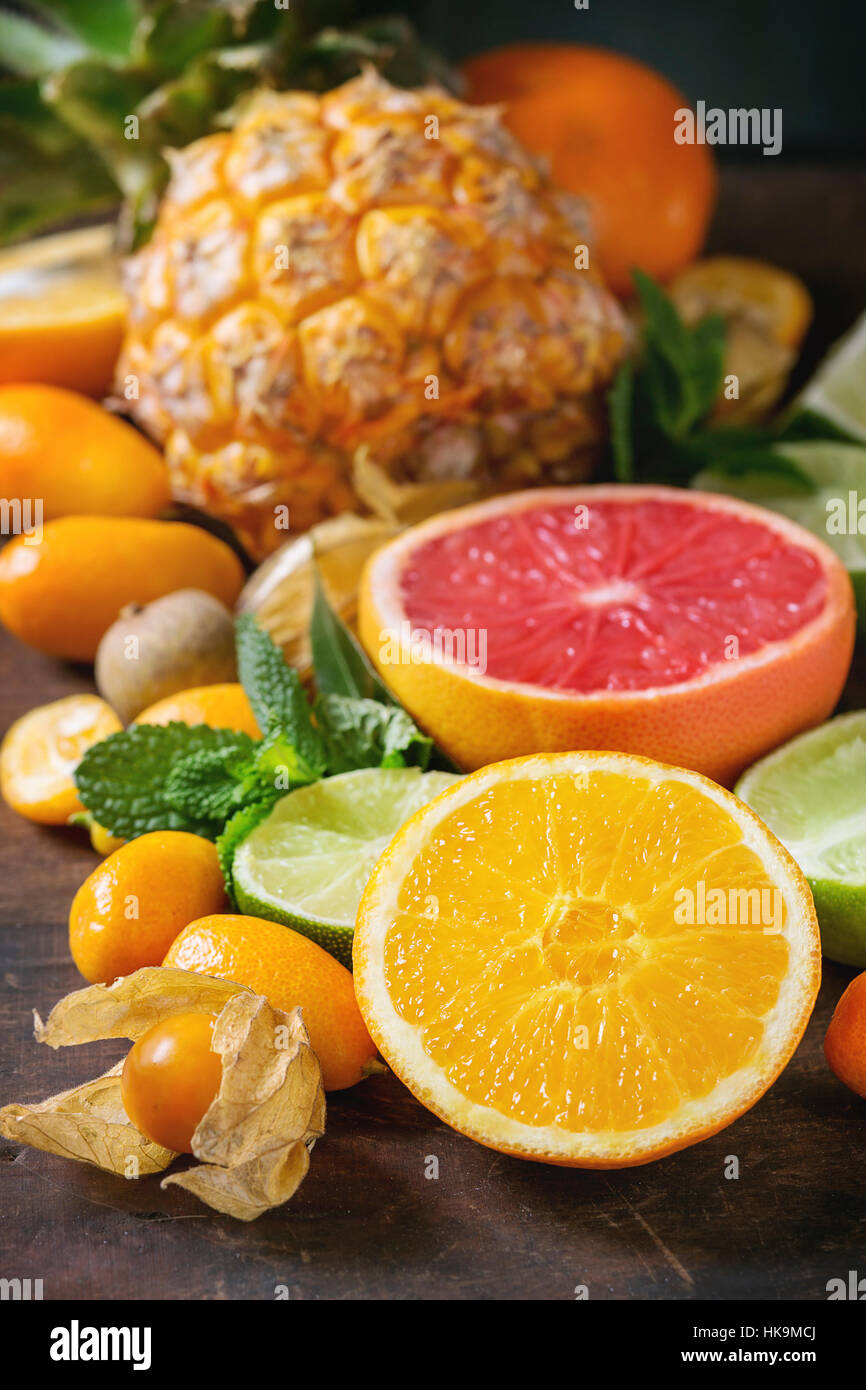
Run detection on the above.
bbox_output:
[118,71,630,558]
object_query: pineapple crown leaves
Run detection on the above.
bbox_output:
[74,592,455,852]
[0,0,458,248]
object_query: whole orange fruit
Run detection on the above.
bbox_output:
[135,684,260,738]
[164,913,377,1091]
[0,384,170,521]
[0,516,244,661]
[462,44,717,295]
[825,973,866,1098]
[69,831,227,984]
[121,1012,223,1153]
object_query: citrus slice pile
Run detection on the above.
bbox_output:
[359,485,855,783]
[353,752,821,1167]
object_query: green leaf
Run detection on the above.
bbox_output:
[235,613,327,783]
[608,271,823,494]
[689,313,727,419]
[608,362,635,482]
[0,86,118,243]
[236,612,299,731]
[633,268,695,378]
[138,1,236,79]
[217,798,278,906]
[680,436,816,488]
[310,567,393,703]
[778,409,865,446]
[74,722,254,840]
[0,11,85,77]
[254,720,327,790]
[163,737,258,823]
[29,0,139,60]
[631,272,727,440]
[310,565,461,773]
[44,60,151,157]
[315,693,432,773]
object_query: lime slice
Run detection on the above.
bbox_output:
[792,309,866,442]
[232,767,459,967]
[736,711,866,966]
[694,440,866,631]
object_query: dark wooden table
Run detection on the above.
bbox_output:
[3,167,866,1301]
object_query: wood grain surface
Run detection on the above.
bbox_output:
[2,167,866,1301]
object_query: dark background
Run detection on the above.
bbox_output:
[393,0,866,158]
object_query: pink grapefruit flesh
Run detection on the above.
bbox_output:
[359,486,856,784]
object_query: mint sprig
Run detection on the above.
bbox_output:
[315,693,432,773]
[75,600,458,845]
[608,269,828,489]
[74,723,254,840]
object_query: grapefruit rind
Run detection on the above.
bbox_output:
[353,750,821,1167]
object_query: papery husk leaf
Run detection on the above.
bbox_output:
[0,1062,175,1175]
[162,993,325,1221]
[34,967,246,1047]
[3,968,325,1218]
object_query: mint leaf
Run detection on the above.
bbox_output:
[310,568,393,703]
[633,269,696,377]
[164,738,257,824]
[311,564,461,773]
[608,362,635,482]
[236,612,327,777]
[608,271,824,490]
[689,313,727,419]
[676,429,817,487]
[315,693,433,773]
[217,799,278,905]
[74,723,251,839]
[235,613,297,733]
[254,721,327,789]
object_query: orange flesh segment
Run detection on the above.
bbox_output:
[382,770,790,1133]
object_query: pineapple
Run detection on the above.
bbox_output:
[118,70,629,558]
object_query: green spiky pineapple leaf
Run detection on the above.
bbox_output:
[0,0,458,248]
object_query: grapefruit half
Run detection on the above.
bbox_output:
[359,485,855,784]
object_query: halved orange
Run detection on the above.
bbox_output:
[354,751,821,1167]
[0,694,122,824]
[0,227,124,397]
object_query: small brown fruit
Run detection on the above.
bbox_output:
[95,588,237,724]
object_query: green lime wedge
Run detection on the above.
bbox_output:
[232,767,459,967]
[792,309,866,443]
[693,440,866,632]
[736,711,866,966]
